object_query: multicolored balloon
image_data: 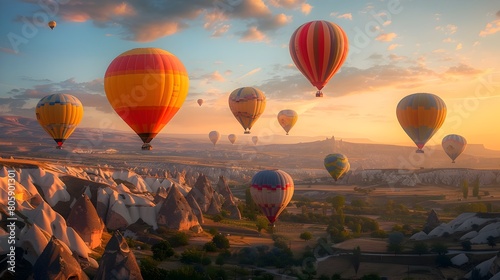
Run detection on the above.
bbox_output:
[289,20,349,97]
[396,93,447,153]
[324,153,350,181]
[277,109,298,135]
[209,130,220,146]
[104,48,189,150]
[442,134,467,163]
[228,134,237,144]
[250,169,294,226]
[197,99,203,106]
[36,94,84,149]
[252,136,258,145]
[228,87,266,134]
[48,21,56,30]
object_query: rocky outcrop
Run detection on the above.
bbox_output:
[94,231,143,280]
[66,194,104,249]
[33,236,89,280]
[186,194,204,224]
[216,176,241,219]
[423,209,441,233]
[157,184,202,232]
[186,174,222,213]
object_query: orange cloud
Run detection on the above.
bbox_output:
[301,3,312,15]
[479,19,500,37]
[376,32,397,42]
[455,43,462,50]
[63,13,90,22]
[387,44,401,50]
[113,2,135,16]
[239,26,267,42]
[336,13,352,20]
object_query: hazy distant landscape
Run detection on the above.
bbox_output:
[2,116,500,279]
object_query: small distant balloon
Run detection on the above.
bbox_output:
[48,21,56,30]
[324,153,350,181]
[197,99,203,106]
[228,87,266,134]
[252,136,258,145]
[442,134,467,163]
[228,134,237,144]
[209,131,220,146]
[277,109,298,135]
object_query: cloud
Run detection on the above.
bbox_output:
[198,71,225,82]
[387,44,401,50]
[238,26,267,42]
[435,24,458,34]
[375,32,397,42]
[0,47,18,54]
[455,43,462,50]
[17,0,292,42]
[444,63,483,76]
[442,37,454,43]
[237,68,262,80]
[331,13,352,20]
[301,3,312,15]
[479,19,500,37]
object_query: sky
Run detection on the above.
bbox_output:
[1,0,499,150]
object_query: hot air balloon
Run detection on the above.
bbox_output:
[228,87,266,134]
[250,169,294,226]
[289,20,349,97]
[35,93,83,149]
[104,48,189,150]
[228,134,237,144]
[252,136,258,145]
[442,134,467,163]
[396,93,447,153]
[277,109,298,135]
[324,153,350,181]
[197,99,203,106]
[48,21,56,30]
[209,130,220,146]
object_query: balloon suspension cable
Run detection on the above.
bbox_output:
[316,91,323,97]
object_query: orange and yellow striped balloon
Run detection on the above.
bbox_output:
[228,87,266,134]
[289,20,349,97]
[104,48,189,149]
[396,93,447,153]
[35,93,83,148]
[277,109,298,135]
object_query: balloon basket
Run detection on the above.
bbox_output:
[56,146,63,150]
[316,91,323,97]
[141,143,153,150]
[416,149,424,153]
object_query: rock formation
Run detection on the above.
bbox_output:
[157,184,202,232]
[33,236,89,280]
[186,194,204,224]
[186,174,222,213]
[66,194,104,249]
[94,231,143,280]
[216,176,241,219]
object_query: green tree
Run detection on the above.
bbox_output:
[487,236,497,247]
[431,243,448,255]
[180,248,203,264]
[256,216,269,233]
[360,273,381,280]
[213,234,230,249]
[352,246,361,276]
[462,179,469,199]
[300,231,313,242]
[327,195,345,213]
[472,177,480,197]
[168,232,190,247]
[461,240,472,251]
[412,242,428,255]
[151,241,174,261]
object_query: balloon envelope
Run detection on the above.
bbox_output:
[324,153,350,181]
[250,169,294,225]
[48,21,56,30]
[228,87,266,134]
[252,136,258,145]
[197,99,203,106]
[442,134,467,163]
[209,130,220,146]
[396,93,447,153]
[36,93,83,148]
[104,48,189,150]
[228,134,237,144]
[289,20,349,97]
[277,109,298,135]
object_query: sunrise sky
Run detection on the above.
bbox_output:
[0,0,499,149]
